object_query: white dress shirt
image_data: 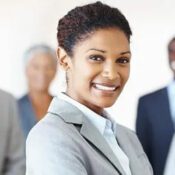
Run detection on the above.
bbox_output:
[165,81,175,175]
[167,80,175,125]
[164,134,175,175]
[57,92,132,175]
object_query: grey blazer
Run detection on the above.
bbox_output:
[0,90,25,175]
[26,97,153,175]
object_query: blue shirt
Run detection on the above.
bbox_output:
[18,94,37,138]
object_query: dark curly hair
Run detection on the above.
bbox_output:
[57,1,132,57]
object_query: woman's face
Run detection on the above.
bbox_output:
[26,53,57,93]
[63,28,131,114]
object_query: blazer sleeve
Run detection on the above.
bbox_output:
[26,120,88,175]
[4,95,25,175]
[136,97,152,164]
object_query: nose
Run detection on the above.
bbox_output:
[102,62,119,80]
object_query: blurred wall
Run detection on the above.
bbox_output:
[0,0,175,130]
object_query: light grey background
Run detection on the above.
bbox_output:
[0,0,174,129]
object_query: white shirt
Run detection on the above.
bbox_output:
[167,80,175,125]
[57,92,132,175]
[164,134,175,175]
[165,81,175,175]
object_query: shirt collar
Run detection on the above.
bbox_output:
[168,80,175,96]
[57,92,114,135]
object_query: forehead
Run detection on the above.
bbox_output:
[73,28,130,54]
[27,53,56,65]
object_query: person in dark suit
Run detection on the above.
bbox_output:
[0,89,25,175]
[136,37,175,175]
[18,44,57,138]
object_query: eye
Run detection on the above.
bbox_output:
[117,57,130,64]
[88,55,104,62]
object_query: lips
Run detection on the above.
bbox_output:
[92,83,120,91]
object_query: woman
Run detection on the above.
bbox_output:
[26,2,153,175]
[18,44,57,138]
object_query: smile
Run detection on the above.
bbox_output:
[93,83,119,91]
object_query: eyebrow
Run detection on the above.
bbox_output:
[86,48,131,55]
[120,51,131,55]
[86,48,106,53]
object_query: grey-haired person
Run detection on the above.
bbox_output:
[18,44,57,138]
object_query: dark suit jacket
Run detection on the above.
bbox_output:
[136,87,175,175]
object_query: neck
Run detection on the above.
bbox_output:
[65,90,103,115]
[29,89,51,100]
[28,89,53,120]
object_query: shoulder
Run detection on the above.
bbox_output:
[26,113,83,166]
[0,89,15,101]
[0,89,17,108]
[26,113,88,175]
[138,87,167,104]
[27,112,79,149]
[0,90,20,129]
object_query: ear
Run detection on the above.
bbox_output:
[56,47,71,71]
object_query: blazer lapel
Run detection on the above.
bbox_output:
[80,116,126,175]
[114,124,152,175]
[48,97,126,175]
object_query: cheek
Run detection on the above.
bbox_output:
[27,70,36,81]
[73,63,96,83]
[120,67,130,83]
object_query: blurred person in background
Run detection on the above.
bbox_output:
[0,89,25,175]
[18,44,57,138]
[136,37,175,175]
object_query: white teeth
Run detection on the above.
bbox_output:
[94,84,116,91]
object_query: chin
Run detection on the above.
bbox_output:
[34,87,48,92]
[97,100,116,109]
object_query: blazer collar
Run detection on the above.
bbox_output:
[48,97,126,175]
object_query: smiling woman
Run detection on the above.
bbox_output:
[60,28,131,114]
[26,2,153,175]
